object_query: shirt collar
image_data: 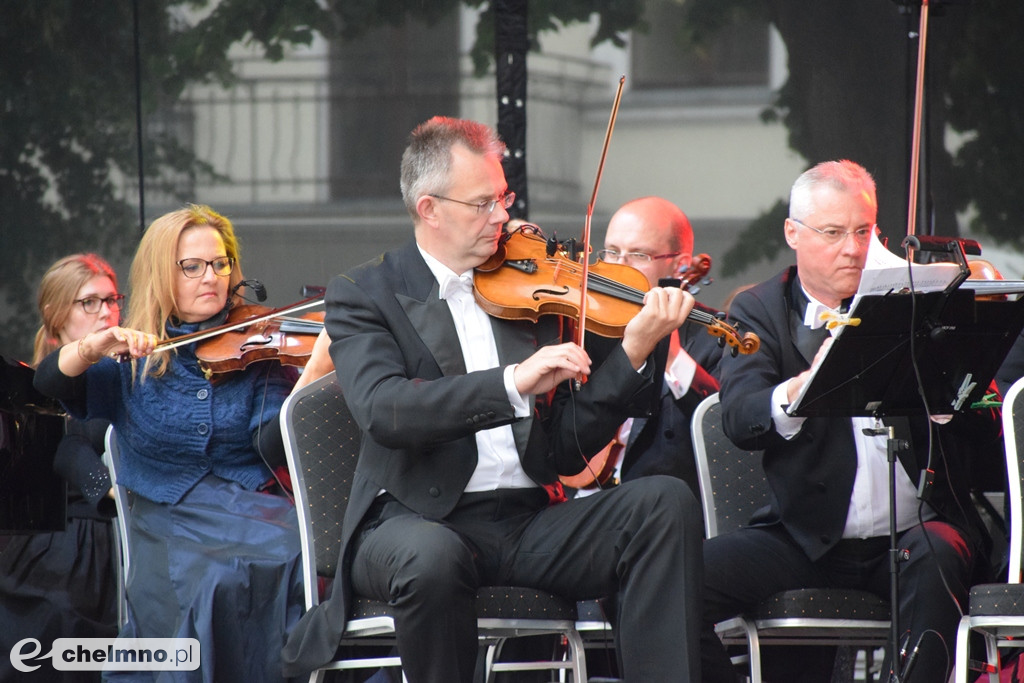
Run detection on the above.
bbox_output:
[418,245,474,300]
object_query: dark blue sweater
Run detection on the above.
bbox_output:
[35,321,296,504]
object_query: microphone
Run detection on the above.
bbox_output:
[233,279,267,302]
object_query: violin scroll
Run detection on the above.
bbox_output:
[679,253,712,294]
[704,317,761,356]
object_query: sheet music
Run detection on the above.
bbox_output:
[853,231,961,302]
[785,231,960,414]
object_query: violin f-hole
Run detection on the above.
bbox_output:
[240,335,274,350]
[531,286,571,301]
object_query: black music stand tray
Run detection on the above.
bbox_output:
[789,287,1024,681]
[791,288,1024,418]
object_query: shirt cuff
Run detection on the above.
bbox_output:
[772,380,806,440]
[504,365,530,418]
[664,350,697,401]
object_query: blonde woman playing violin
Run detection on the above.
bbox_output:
[35,205,303,683]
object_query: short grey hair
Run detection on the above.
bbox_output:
[399,116,506,219]
[789,160,876,220]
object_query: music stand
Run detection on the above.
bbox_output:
[789,287,1024,681]
[0,355,67,534]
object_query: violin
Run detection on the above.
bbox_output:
[474,226,759,355]
[147,296,325,379]
[679,253,712,294]
[193,304,324,377]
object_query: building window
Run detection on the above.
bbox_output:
[631,2,770,90]
[328,13,460,199]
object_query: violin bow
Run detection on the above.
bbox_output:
[150,296,324,355]
[905,0,930,239]
[575,75,626,383]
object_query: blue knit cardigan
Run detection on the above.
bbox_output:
[36,321,296,504]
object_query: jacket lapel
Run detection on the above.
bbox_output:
[789,277,829,367]
[394,242,467,377]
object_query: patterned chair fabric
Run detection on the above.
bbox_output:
[281,371,587,682]
[692,393,890,683]
[955,377,1024,682]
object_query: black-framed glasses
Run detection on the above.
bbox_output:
[595,249,681,264]
[789,217,875,246]
[429,191,516,215]
[73,294,125,314]
[176,256,235,279]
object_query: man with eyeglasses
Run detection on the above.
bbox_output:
[700,160,999,682]
[283,116,704,682]
[570,197,721,503]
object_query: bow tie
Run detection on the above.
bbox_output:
[803,301,837,330]
[439,273,474,301]
[804,301,860,331]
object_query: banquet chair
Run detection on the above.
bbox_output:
[102,425,131,629]
[281,370,587,683]
[692,393,891,683]
[954,376,1024,682]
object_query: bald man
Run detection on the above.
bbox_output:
[579,196,722,498]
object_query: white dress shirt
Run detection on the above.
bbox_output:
[771,288,933,538]
[419,247,537,491]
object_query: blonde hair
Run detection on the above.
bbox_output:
[126,204,244,379]
[33,254,119,367]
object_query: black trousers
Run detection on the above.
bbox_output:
[701,521,975,683]
[350,475,703,683]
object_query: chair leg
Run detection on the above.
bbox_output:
[484,639,504,683]
[564,628,588,682]
[954,617,971,683]
[983,632,1001,683]
[742,618,762,683]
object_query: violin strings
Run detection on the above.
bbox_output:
[535,257,732,337]
[539,258,646,303]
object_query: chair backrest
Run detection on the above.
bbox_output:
[1003,377,1024,583]
[691,393,770,538]
[280,370,362,609]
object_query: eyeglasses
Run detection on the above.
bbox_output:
[789,217,875,246]
[176,256,235,279]
[73,294,125,314]
[595,249,681,264]
[429,191,516,215]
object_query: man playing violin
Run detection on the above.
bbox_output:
[281,116,704,682]
[574,196,722,498]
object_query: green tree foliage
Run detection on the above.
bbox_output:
[4,0,1019,360]
[682,0,1023,276]
[946,0,1024,250]
[0,0,329,362]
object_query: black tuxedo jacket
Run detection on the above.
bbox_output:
[718,266,998,562]
[282,240,657,675]
[619,315,722,489]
